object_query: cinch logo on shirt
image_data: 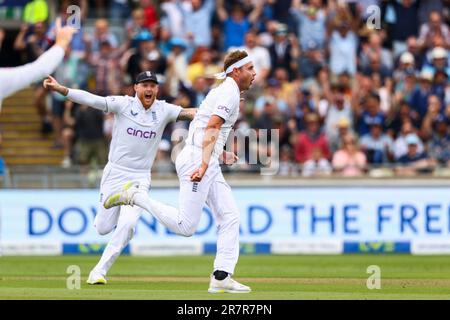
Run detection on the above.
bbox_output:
[127,127,157,139]
[217,105,230,113]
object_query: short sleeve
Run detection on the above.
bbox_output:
[163,102,183,122]
[105,96,128,114]
[212,94,237,122]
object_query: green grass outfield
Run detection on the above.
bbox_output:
[1,255,450,300]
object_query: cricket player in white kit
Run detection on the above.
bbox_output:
[43,71,197,284]
[0,18,76,110]
[104,50,256,293]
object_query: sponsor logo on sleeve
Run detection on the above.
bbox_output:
[217,105,230,113]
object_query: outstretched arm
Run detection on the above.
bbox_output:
[43,75,108,111]
[176,108,197,121]
[0,18,76,102]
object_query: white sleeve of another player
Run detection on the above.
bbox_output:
[164,102,183,123]
[211,93,236,122]
[0,45,65,101]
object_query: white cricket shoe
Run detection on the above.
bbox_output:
[86,270,107,285]
[103,181,139,209]
[208,275,251,293]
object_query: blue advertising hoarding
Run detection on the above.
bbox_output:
[1,187,450,254]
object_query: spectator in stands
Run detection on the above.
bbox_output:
[329,117,352,154]
[292,113,330,165]
[254,78,288,118]
[332,133,367,177]
[126,30,157,81]
[187,48,220,84]
[384,0,420,57]
[360,32,393,74]
[126,8,148,42]
[302,148,332,177]
[110,0,131,21]
[290,0,327,51]
[160,0,185,39]
[139,0,159,32]
[272,67,297,105]
[324,84,353,146]
[396,134,436,175]
[393,120,424,160]
[410,69,434,121]
[89,39,124,96]
[297,40,325,80]
[278,145,299,177]
[14,22,50,63]
[268,24,296,80]
[255,96,282,133]
[216,0,262,51]
[62,103,107,169]
[393,66,417,107]
[418,11,450,50]
[51,45,90,148]
[329,19,358,76]
[23,0,49,25]
[46,1,87,56]
[420,94,445,139]
[88,19,119,56]
[428,114,450,167]
[424,46,450,79]
[178,0,215,49]
[13,22,52,134]
[165,37,189,97]
[359,120,394,165]
[356,92,385,136]
[186,76,209,108]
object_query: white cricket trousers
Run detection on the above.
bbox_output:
[132,145,241,275]
[92,162,150,276]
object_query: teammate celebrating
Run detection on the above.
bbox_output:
[0,18,76,110]
[43,71,197,284]
[104,50,256,293]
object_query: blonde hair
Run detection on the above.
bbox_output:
[223,50,249,72]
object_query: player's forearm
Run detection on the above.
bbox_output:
[66,89,107,111]
[177,108,197,121]
[201,125,220,168]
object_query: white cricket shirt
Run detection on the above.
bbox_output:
[104,95,182,171]
[186,76,240,158]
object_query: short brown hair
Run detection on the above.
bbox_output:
[223,50,248,72]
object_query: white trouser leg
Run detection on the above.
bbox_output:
[94,163,150,235]
[132,146,216,236]
[94,166,121,235]
[93,205,142,276]
[206,173,240,275]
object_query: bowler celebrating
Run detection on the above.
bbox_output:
[43,71,196,284]
[104,50,255,293]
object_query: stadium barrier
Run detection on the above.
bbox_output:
[1,185,450,255]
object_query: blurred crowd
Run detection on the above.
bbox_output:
[2,0,450,177]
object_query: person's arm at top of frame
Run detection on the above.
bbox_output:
[0,18,77,101]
